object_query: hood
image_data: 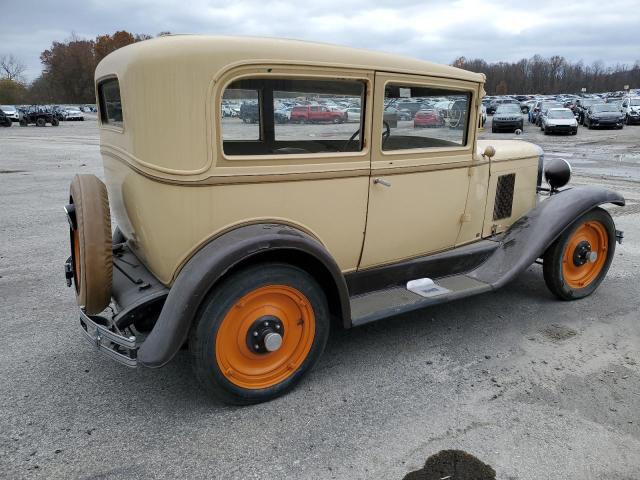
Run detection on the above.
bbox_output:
[546,118,577,126]
[494,113,521,120]
[591,111,621,118]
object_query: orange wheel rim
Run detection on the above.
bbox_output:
[562,221,608,289]
[216,285,315,390]
[72,227,81,292]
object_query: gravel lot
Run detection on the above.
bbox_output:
[1,115,639,479]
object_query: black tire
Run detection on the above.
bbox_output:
[542,208,616,301]
[36,117,46,127]
[20,119,27,127]
[491,126,496,133]
[52,118,60,127]
[189,262,330,405]
[543,126,548,135]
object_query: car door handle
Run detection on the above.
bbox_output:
[373,178,391,187]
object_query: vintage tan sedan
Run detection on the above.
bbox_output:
[64,36,625,404]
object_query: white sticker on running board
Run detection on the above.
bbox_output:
[406,278,451,298]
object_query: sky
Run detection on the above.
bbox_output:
[2,0,640,82]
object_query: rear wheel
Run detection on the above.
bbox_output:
[190,262,330,405]
[543,208,616,300]
[36,117,46,127]
[52,118,60,126]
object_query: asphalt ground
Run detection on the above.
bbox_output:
[1,114,639,479]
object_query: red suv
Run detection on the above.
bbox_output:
[290,105,346,124]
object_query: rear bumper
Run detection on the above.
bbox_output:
[79,310,138,367]
[67,242,169,368]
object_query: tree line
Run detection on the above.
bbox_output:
[1,34,639,104]
[0,31,169,104]
[452,55,640,95]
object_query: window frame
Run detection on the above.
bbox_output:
[96,75,124,133]
[378,78,474,156]
[213,66,372,165]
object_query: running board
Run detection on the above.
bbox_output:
[350,274,491,327]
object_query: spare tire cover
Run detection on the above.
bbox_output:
[69,174,112,314]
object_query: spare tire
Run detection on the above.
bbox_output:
[69,174,112,314]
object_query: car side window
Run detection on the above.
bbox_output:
[221,77,366,156]
[97,78,123,127]
[382,84,470,151]
[221,88,261,141]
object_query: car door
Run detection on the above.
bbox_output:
[359,72,484,269]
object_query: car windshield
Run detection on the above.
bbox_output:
[1,105,15,111]
[548,110,574,119]
[592,104,618,112]
[542,103,562,110]
[630,99,640,106]
[496,104,520,114]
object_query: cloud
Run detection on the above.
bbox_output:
[1,0,639,81]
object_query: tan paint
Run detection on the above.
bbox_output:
[477,140,541,236]
[96,36,540,286]
[359,72,480,267]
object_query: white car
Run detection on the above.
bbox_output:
[541,108,578,135]
[1,105,19,122]
[64,107,85,121]
[621,97,640,125]
[345,107,361,122]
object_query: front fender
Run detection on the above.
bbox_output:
[468,185,625,288]
[137,223,349,368]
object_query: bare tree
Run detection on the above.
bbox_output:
[0,54,27,83]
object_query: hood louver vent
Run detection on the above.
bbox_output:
[493,173,516,221]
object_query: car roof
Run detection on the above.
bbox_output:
[96,35,484,84]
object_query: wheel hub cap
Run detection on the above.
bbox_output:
[573,240,593,266]
[246,316,285,354]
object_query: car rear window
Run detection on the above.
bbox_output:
[221,77,366,156]
[382,84,471,151]
[97,78,123,128]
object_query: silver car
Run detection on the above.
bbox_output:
[541,108,578,135]
[1,105,19,122]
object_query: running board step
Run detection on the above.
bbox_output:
[350,275,491,327]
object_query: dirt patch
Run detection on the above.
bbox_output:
[541,324,578,341]
[403,450,496,480]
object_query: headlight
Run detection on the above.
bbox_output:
[544,158,572,191]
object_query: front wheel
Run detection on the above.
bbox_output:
[190,262,330,405]
[52,118,59,126]
[542,208,616,301]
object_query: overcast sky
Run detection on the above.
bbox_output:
[2,0,639,81]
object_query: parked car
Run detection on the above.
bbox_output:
[486,98,519,115]
[19,106,59,127]
[584,104,625,129]
[540,108,578,135]
[574,98,600,125]
[491,103,523,133]
[535,102,563,126]
[413,108,444,128]
[393,101,423,118]
[0,105,19,122]
[290,105,345,123]
[66,36,625,405]
[239,101,259,123]
[64,107,85,121]
[0,107,12,127]
[345,107,361,122]
[621,97,640,125]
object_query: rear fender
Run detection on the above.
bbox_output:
[469,185,625,287]
[137,223,349,368]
